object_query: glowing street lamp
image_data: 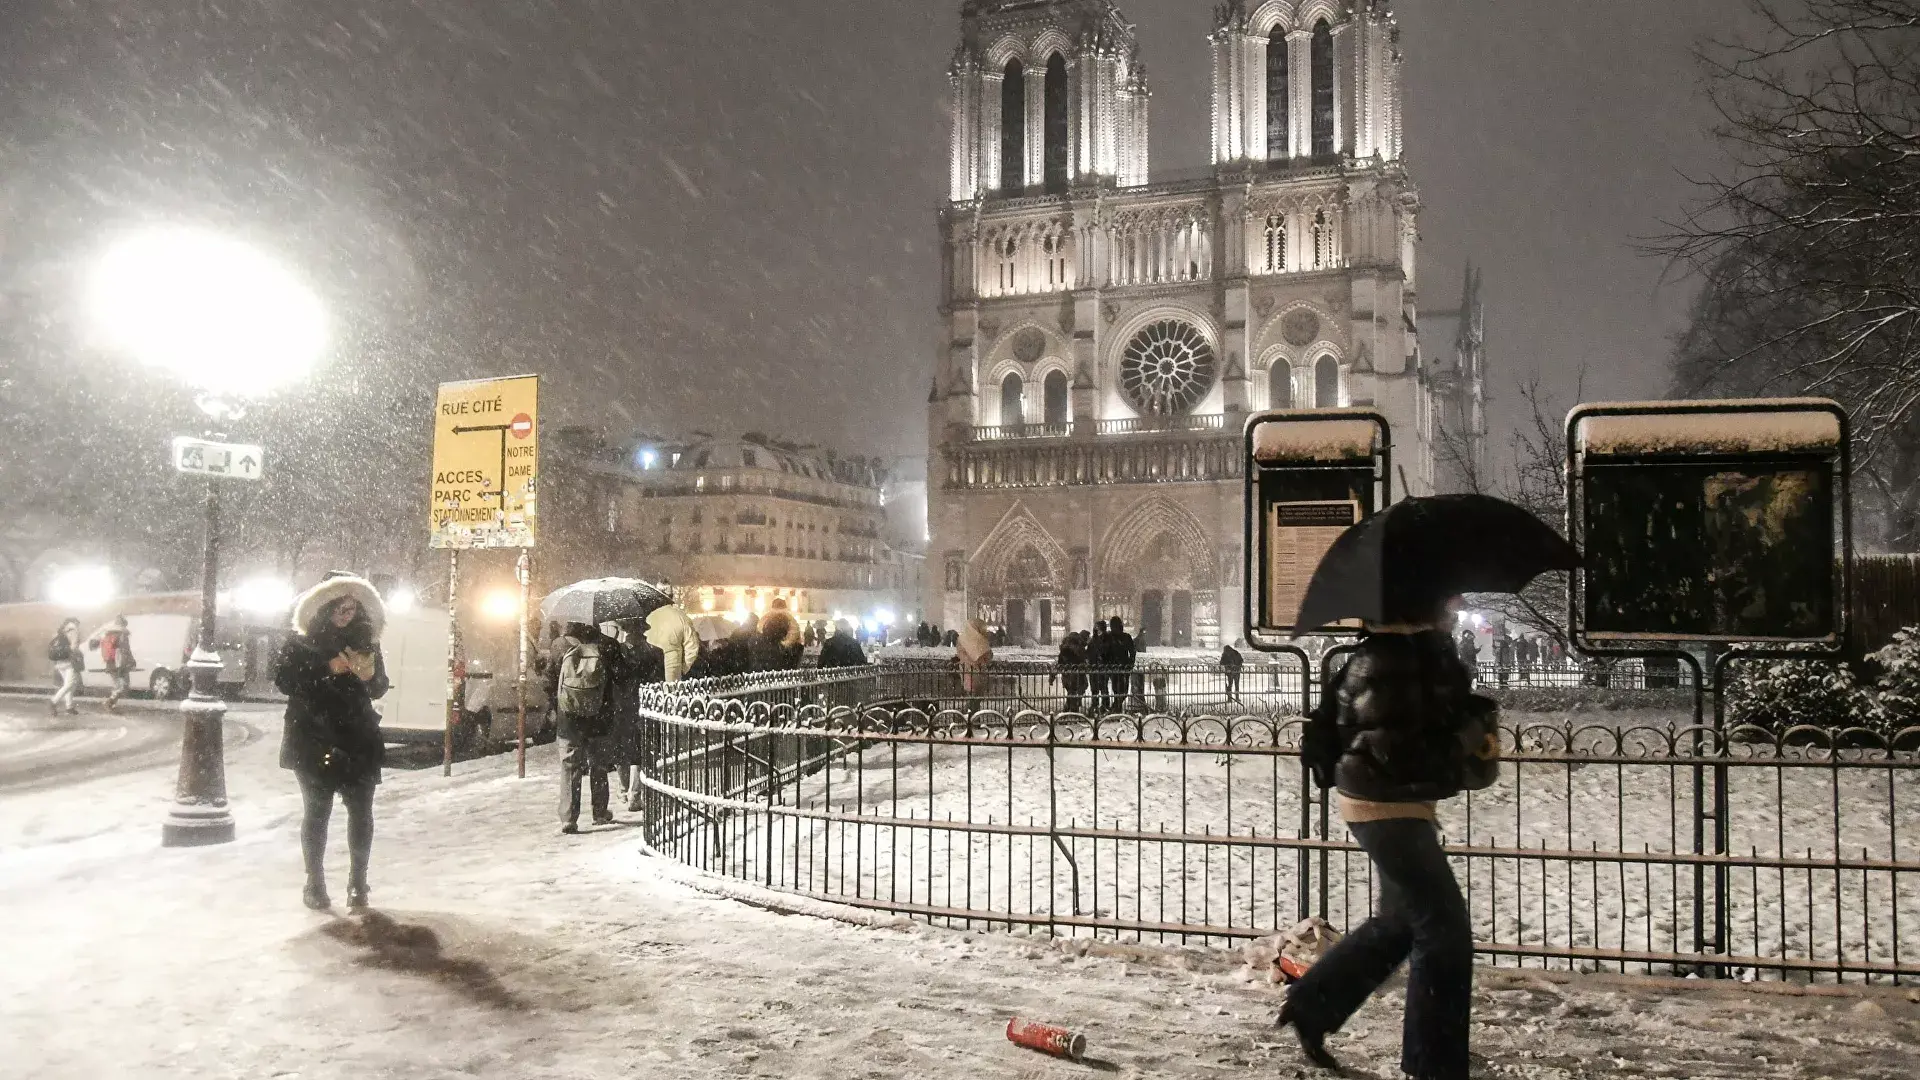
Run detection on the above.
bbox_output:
[89,225,326,848]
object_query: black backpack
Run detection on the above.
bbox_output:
[47,633,72,663]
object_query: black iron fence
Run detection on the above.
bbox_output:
[634,662,1919,984]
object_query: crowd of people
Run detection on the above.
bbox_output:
[42,614,138,715]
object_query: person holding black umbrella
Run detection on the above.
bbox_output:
[1277,495,1576,1080]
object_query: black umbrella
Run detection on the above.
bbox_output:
[538,577,672,626]
[1291,495,1579,636]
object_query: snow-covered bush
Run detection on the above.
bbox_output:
[1723,652,1869,733]
[1865,627,1920,736]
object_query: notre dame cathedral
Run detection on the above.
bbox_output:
[927,0,1483,649]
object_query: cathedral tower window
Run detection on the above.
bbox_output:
[1312,209,1333,268]
[1314,354,1340,408]
[1266,28,1289,159]
[998,235,1019,291]
[1043,232,1068,287]
[1001,59,1026,194]
[1043,370,1069,425]
[1000,372,1025,428]
[1044,53,1069,194]
[1264,214,1286,273]
[1310,21,1335,158]
[1269,360,1294,409]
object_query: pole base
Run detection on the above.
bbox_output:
[161,803,235,847]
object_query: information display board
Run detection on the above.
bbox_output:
[1243,411,1387,642]
[1568,400,1847,645]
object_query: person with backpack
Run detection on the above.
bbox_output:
[1220,642,1245,704]
[1280,594,1500,1080]
[552,621,627,834]
[93,616,136,711]
[277,574,389,911]
[48,618,84,715]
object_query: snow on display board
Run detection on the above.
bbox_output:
[1570,401,1845,644]
[1244,412,1385,640]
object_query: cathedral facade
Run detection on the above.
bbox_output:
[928,0,1472,648]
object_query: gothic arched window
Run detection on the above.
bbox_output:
[1264,214,1286,273]
[1312,209,1333,268]
[1314,355,1339,408]
[1269,360,1293,409]
[1000,372,1025,428]
[1310,21,1335,158]
[1001,59,1026,194]
[1044,53,1069,194]
[998,235,1019,291]
[1043,369,1069,425]
[1266,27,1289,159]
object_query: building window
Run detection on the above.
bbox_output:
[1000,58,1025,193]
[1310,20,1335,158]
[1270,360,1294,409]
[1264,214,1286,273]
[997,235,1018,291]
[1000,372,1024,428]
[1043,232,1068,287]
[1313,209,1333,268]
[1266,27,1289,159]
[1043,53,1069,194]
[1314,354,1339,408]
[1043,370,1069,425]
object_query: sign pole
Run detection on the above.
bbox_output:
[515,548,531,779]
[443,547,461,778]
[162,474,235,847]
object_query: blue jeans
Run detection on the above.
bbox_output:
[1284,817,1474,1080]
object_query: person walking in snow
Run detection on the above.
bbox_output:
[817,619,868,669]
[1104,616,1139,711]
[1220,642,1245,704]
[644,601,702,684]
[1455,627,1479,687]
[749,611,803,673]
[607,619,664,810]
[552,621,627,833]
[1054,630,1090,714]
[93,616,137,712]
[1278,595,1498,1080]
[277,574,390,911]
[48,618,84,715]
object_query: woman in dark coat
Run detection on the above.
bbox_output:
[277,574,389,912]
[748,612,801,672]
[1279,595,1496,1080]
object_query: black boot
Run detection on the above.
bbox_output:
[1275,1001,1342,1072]
[345,883,369,910]
[302,877,331,911]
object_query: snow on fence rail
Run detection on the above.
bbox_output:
[634,664,1920,984]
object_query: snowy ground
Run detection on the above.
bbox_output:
[4,712,1919,1079]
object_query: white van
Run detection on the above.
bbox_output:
[375,607,553,753]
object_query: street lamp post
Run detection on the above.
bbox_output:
[89,225,326,848]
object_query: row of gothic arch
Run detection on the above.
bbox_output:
[990,353,1339,426]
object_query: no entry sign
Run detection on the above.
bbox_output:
[509,413,533,439]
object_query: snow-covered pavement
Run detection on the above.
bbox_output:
[3,717,1917,1079]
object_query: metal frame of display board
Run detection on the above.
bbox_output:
[1241,409,1391,653]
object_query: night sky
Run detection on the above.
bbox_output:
[0,1,1754,465]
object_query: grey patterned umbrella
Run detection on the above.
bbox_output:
[538,577,671,626]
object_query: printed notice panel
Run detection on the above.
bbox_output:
[1583,462,1834,641]
[429,375,539,550]
[1267,500,1360,633]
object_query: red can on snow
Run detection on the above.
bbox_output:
[1006,1016,1087,1060]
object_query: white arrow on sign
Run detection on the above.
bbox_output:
[172,436,265,482]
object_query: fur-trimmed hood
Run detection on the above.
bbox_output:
[291,574,386,639]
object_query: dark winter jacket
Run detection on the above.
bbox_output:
[1054,635,1088,692]
[276,629,390,784]
[1220,645,1244,672]
[1312,630,1493,803]
[749,613,801,673]
[605,631,663,762]
[552,627,632,743]
[1101,629,1137,669]
[817,628,868,669]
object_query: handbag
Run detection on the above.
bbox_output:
[1455,694,1503,791]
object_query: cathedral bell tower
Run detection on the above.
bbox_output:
[948,0,1150,202]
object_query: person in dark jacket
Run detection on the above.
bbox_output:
[1106,616,1140,711]
[749,612,801,672]
[1086,623,1111,714]
[1279,598,1493,1080]
[553,621,629,833]
[1220,642,1245,704]
[608,619,665,808]
[818,619,868,669]
[1456,628,1479,685]
[277,574,390,911]
[1055,631,1090,713]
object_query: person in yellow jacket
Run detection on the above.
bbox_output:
[643,603,701,684]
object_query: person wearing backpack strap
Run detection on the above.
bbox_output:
[554,622,627,834]
[48,618,84,716]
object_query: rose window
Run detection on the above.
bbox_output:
[1119,320,1216,415]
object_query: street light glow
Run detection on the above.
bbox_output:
[88,225,326,398]
[481,588,523,623]
[46,565,116,610]
[230,576,295,618]
[387,586,419,615]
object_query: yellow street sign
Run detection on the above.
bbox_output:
[429,375,539,549]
